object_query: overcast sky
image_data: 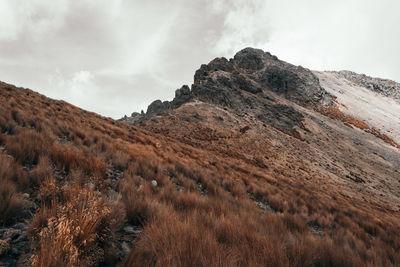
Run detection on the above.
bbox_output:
[1,0,399,118]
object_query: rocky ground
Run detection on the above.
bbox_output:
[0,222,30,266]
[333,70,400,100]
[315,71,400,144]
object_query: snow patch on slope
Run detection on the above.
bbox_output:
[314,71,400,144]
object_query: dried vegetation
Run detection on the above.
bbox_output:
[0,82,399,266]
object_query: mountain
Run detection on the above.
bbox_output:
[1,48,400,266]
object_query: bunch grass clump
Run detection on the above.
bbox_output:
[31,185,123,267]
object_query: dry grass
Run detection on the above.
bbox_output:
[6,128,50,165]
[0,82,399,266]
[29,155,53,187]
[30,185,124,267]
[51,144,107,177]
[0,177,24,225]
[0,154,25,225]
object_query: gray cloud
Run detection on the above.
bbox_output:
[0,0,399,118]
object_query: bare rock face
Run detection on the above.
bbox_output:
[173,85,192,106]
[120,85,194,123]
[256,104,304,133]
[121,47,333,132]
[192,47,332,107]
[147,100,170,116]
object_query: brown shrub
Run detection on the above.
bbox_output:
[319,106,369,130]
[51,144,106,177]
[123,211,239,267]
[124,209,293,267]
[282,213,307,234]
[0,115,7,133]
[312,238,364,267]
[29,155,52,187]
[6,128,49,165]
[0,177,24,225]
[39,177,62,207]
[285,235,316,267]
[31,185,124,267]
[51,144,77,173]
[0,153,28,189]
[28,204,57,246]
[119,178,155,227]
[112,150,131,170]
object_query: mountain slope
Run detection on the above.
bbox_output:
[129,47,400,210]
[316,70,400,145]
[1,48,400,266]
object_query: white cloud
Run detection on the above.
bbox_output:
[208,0,271,56]
[208,0,400,81]
[0,0,69,41]
[0,0,399,118]
[47,70,97,108]
[0,2,18,40]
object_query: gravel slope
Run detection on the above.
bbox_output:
[315,71,400,144]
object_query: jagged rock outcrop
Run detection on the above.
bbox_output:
[121,47,333,132]
[191,47,332,107]
[118,84,194,123]
[334,70,400,100]
[146,100,170,116]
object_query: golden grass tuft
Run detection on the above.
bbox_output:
[30,185,124,266]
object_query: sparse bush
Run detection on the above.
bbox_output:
[6,128,49,165]
[0,178,24,225]
[28,204,57,246]
[29,155,52,187]
[51,144,106,177]
[120,178,154,227]
[123,211,235,267]
[112,150,131,170]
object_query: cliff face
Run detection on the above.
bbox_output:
[192,48,332,106]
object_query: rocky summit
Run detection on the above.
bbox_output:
[1,48,400,266]
[121,48,334,133]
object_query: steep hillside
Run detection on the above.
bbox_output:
[315,71,400,145]
[1,48,400,266]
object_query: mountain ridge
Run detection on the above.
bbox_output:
[1,48,400,266]
[121,47,400,147]
[121,48,400,121]
[121,47,334,124]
